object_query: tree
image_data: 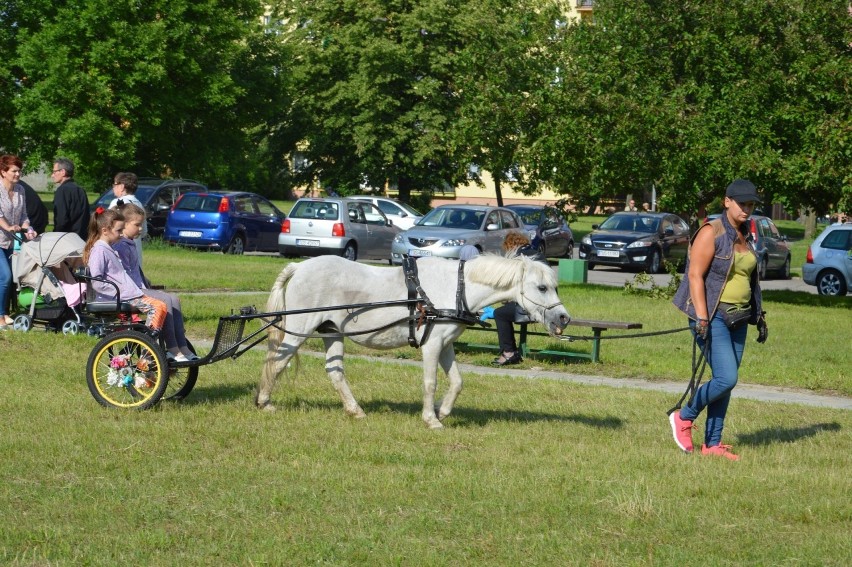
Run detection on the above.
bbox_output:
[11,0,289,192]
[278,0,474,202]
[528,0,851,216]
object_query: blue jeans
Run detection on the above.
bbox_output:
[680,311,747,447]
[0,246,13,317]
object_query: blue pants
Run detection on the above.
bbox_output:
[680,311,748,447]
[0,246,12,317]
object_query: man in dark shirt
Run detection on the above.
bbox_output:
[51,157,90,240]
[19,180,49,234]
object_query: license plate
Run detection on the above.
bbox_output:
[179,231,202,238]
[409,249,431,257]
[296,239,320,247]
[598,250,620,258]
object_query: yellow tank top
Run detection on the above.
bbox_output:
[719,252,757,306]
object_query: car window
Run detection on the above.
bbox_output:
[177,194,221,212]
[821,228,851,251]
[542,212,560,229]
[347,202,365,223]
[485,211,500,228]
[234,196,256,213]
[291,200,339,220]
[767,220,781,238]
[362,203,387,226]
[376,200,402,217]
[500,210,519,229]
[255,198,277,216]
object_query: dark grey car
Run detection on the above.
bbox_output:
[505,204,574,259]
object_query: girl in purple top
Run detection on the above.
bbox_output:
[114,203,196,361]
[83,208,168,336]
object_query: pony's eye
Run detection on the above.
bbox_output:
[537,285,547,293]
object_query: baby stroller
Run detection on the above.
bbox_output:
[12,232,88,334]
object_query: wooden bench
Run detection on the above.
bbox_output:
[455,318,643,363]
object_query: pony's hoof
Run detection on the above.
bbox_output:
[260,403,277,413]
[346,407,367,419]
[426,420,445,430]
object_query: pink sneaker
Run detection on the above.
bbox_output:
[669,411,695,453]
[701,444,740,461]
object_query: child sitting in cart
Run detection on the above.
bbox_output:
[83,207,194,362]
[114,203,197,361]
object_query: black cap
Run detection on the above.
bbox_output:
[725,179,762,203]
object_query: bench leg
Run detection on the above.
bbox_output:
[590,328,602,363]
[519,323,529,357]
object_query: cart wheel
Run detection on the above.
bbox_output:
[86,330,168,409]
[163,339,199,401]
[13,314,32,332]
[62,320,80,335]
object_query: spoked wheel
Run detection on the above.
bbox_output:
[163,339,200,401]
[86,330,168,409]
[13,314,32,332]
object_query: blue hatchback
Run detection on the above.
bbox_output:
[163,191,286,254]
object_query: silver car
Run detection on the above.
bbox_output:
[391,204,524,265]
[279,198,400,262]
[802,223,851,295]
[350,195,424,230]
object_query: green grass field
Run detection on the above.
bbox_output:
[3,205,848,565]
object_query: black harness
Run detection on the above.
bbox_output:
[403,257,481,348]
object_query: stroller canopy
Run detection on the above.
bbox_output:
[14,232,86,299]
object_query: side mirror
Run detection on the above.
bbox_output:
[399,212,407,218]
[664,228,674,236]
[387,219,393,227]
[485,223,499,231]
[592,224,599,230]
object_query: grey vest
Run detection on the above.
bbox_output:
[672,214,762,324]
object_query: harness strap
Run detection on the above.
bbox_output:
[667,330,711,415]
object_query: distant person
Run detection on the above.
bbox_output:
[642,202,651,212]
[108,172,146,261]
[624,199,638,212]
[479,231,546,366]
[0,154,38,327]
[52,157,90,240]
[19,180,49,234]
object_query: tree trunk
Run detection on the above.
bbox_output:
[802,208,817,240]
[494,177,504,207]
[397,176,412,203]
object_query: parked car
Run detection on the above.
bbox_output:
[391,204,524,264]
[350,195,424,230]
[163,191,286,254]
[705,214,792,279]
[579,212,690,273]
[279,197,400,262]
[91,178,207,237]
[802,223,851,295]
[505,204,574,259]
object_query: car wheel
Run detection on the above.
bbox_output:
[225,234,245,255]
[341,243,357,261]
[779,256,791,279]
[647,249,661,274]
[758,256,768,280]
[816,269,847,296]
[587,262,596,270]
[563,241,574,259]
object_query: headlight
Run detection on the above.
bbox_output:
[627,239,654,248]
[442,239,466,247]
[393,234,404,244]
[582,235,592,245]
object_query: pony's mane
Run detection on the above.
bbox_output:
[465,253,556,289]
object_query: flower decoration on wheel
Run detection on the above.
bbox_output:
[107,354,155,389]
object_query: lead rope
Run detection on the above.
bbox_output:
[667,329,711,415]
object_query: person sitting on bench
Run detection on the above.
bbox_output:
[480,231,546,366]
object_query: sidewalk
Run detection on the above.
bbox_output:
[199,339,850,410]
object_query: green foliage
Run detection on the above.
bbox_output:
[622,261,683,300]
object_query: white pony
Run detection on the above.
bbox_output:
[257,254,570,428]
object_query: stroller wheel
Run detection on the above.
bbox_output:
[13,314,32,332]
[62,320,80,335]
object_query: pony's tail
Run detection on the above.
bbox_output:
[266,263,299,344]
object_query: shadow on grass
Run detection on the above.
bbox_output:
[174,382,256,405]
[761,290,851,309]
[736,421,842,446]
[361,399,624,429]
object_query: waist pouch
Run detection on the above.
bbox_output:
[718,302,751,329]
